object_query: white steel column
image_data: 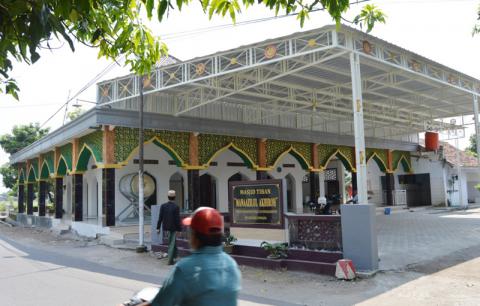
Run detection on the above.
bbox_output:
[319,171,325,198]
[350,52,368,204]
[473,95,480,165]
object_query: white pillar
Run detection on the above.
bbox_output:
[319,171,325,198]
[96,170,103,226]
[295,175,304,213]
[473,95,480,165]
[350,52,368,204]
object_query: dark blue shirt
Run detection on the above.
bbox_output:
[151,246,241,306]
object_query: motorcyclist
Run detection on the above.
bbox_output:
[137,207,241,306]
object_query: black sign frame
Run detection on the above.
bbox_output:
[228,179,284,229]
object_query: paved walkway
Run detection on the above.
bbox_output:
[377,207,480,271]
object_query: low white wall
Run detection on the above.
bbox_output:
[72,221,109,238]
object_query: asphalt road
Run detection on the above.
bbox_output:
[3,207,480,306]
[0,231,299,306]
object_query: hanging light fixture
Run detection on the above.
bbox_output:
[72,99,82,108]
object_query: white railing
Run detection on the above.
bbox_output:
[382,189,407,206]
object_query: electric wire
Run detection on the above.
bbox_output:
[38,0,373,128]
[37,0,471,128]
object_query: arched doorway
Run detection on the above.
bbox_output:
[228,172,249,183]
[169,172,185,210]
[199,173,217,208]
[285,174,295,212]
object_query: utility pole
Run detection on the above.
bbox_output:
[137,75,147,253]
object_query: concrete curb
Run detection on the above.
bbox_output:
[356,269,379,279]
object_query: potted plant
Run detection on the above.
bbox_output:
[260,241,288,259]
[223,234,237,254]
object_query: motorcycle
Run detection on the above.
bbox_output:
[120,287,160,306]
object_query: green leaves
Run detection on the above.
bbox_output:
[0,0,390,101]
[353,4,386,33]
[5,81,19,101]
[146,0,155,18]
[158,0,169,22]
[207,0,241,22]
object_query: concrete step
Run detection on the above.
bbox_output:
[99,232,125,246]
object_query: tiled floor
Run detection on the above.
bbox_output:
[376,207,480,270]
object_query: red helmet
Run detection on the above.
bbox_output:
[182,207,224,235]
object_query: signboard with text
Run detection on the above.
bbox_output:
[229,179,284,229]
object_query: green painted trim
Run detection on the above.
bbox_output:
[230,146,254,169]
[76,146,94,172]
[369,154,387,172]
[336,153,354,172]
[289,149,310,170]
[152,139,184,167]
[57,158,68,176]
[40,162,51,179]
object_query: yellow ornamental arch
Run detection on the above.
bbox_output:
[203,143,256,169]
[56,155,70,176]
[26,164,37,183]
[120,136,186,167]
[18,168,25,184]
[322,149,356,172]
[394,155,412,173]
[76,144,98,172]
[366,152,388,173]
[40,160,53,180]
[271,146,311,170]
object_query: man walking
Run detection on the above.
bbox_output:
[156,190,182,265]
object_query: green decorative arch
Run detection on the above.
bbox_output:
[57,157,69,176]
[198,134,258,167]
[203,143,256,168]
[271,147,311,170]
[119,136,187,167]
[394,155,412,172]
[321,149,355,172]
[59,143,73,171]
[79,131,103,163]
[367,152,388,173]
[76,145,96,172]
[44,151,55,173]
[18,168,25,184]
[27,165,37,183]
[115,127,190,165]
[40,161,52,180]
[266,140,312,169]
[318,144,355,172]
[393,151,412,172]
[152,138,185,167]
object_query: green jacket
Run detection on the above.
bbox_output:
[151,246,241,306]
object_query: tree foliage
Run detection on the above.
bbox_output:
[0,165,18,190]
[0,123,50,155]
[0,123,50,190]
[1,0,386,99]
[467,133,478,157]
[66,107,86,122]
